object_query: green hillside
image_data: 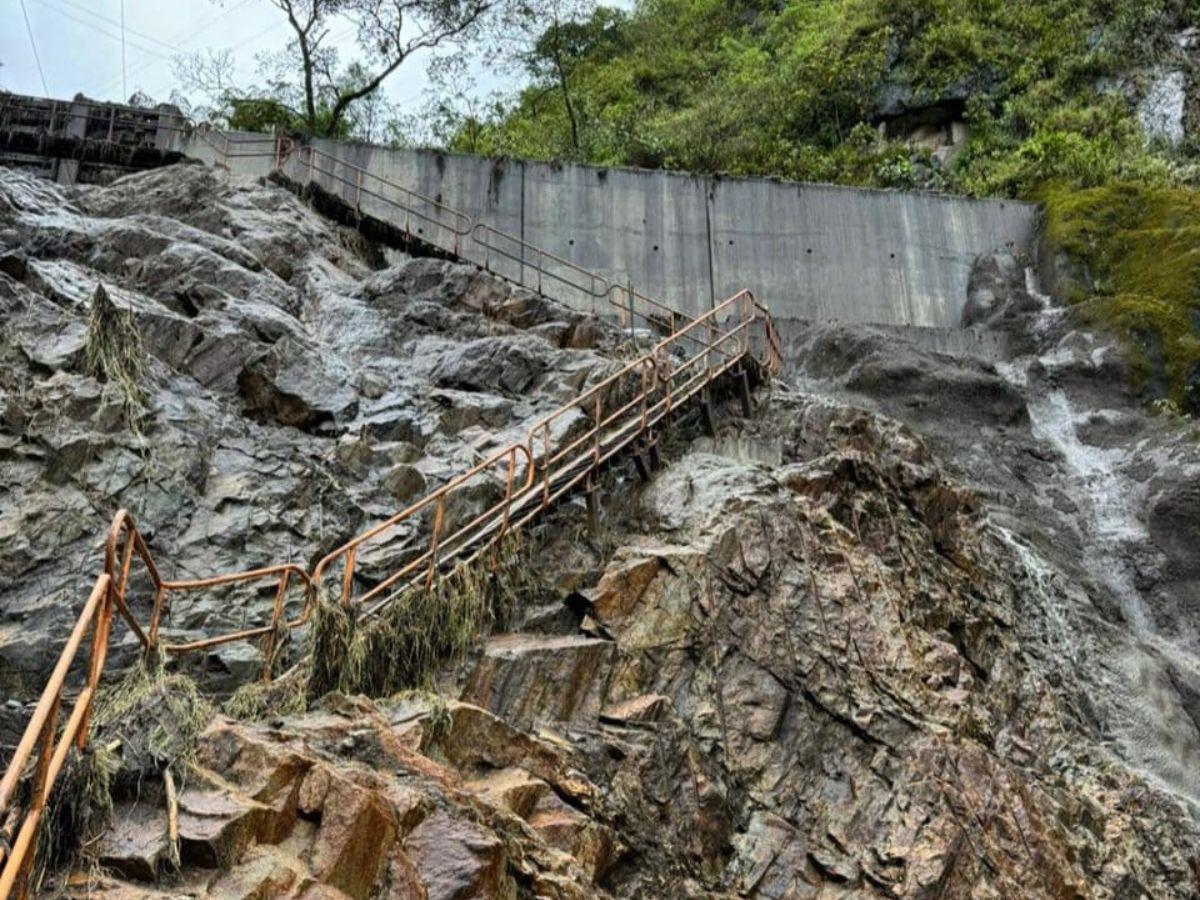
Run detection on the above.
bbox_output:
[464,0,1193,197]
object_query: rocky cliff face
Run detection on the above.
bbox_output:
[54,395,1200,898]
[4,165,1200,898]
[0,161,614,714]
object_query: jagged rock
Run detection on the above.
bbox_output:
[177,779,275,869]
[0,163,622,707]
[789,319,1029,428]
[61,698,611,898]
[599,694,670,724]
[11,134,1200,900]
[431,334,551,396]
[402,810,513,900]
[461,634,615,731]
[97,802,170,881]
[382,463,427,504]
[237,335,359,432]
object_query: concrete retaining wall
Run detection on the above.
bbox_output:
[174,131,1039,330]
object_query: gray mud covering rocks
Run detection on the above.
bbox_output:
[0,162,620,727]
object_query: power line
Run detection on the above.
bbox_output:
[30,1,177,63]
[36,0,189,55]
[121,0,127,98]
[18,0,50,96]
[90,0,273,99]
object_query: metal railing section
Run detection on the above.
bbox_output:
[0,512,309,898]
[273,141,690,339]
[313,289,772,614]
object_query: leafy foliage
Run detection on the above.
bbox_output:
[455,0,1195,197]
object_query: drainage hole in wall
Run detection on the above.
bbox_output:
[653,245,659,251]
[728,240,734,246]
[569,239,575,246]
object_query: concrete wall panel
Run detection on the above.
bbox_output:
[520,164,713,318]
[172,133,1038,329]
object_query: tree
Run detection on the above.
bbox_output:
[530,5,625,152]
[453,0,614,157]
[263,0,497,137]
[170,49,240,124]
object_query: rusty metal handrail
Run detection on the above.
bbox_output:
[311,289,766,614]
[0,575,111,898]
[0,511,312,898]
[275,141,687,338]
[0,291,773,900]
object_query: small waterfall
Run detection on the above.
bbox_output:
[993,525,1078,664]
[999,269,1152,634]
[1025,390,1151,633]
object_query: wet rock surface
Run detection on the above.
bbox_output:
[0,163,619,718]
[71,399,1200,897]
[784,259,1200,864]
[7,161,1200,898]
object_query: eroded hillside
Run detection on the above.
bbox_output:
[2,164,1200,898]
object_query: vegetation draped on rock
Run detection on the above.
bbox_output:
[306,536,536,699]
[39,659,213,882]
[84,283,149,432]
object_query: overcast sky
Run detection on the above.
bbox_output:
[1,0,500,114]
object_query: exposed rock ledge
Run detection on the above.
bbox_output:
[63,394,1200,899]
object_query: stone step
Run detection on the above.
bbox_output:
[459,633,615,731]
[464,766,616,880]
[95,801,171,882]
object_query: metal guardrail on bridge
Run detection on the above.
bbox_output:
[0,128,782,899]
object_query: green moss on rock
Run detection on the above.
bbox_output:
[1041,182,1200,410]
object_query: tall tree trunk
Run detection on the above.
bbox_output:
[280,1,318,133]
[551,30,580,153]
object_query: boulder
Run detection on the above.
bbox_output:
[432,334,550,395]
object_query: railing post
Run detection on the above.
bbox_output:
[261,569,291,682]
[425,497,446,590]
[707,317,717,382]
[593,393,602,464]
[499,447,516,541]
[146,584,167,654]
[541,423,552,508]
[640,361,649,430]
[78,589,109,749]
[11,692,60,898]
[341,545,358,607]
[627,282,635,342]
[663,351,673,414]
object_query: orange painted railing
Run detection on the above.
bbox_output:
[0,512,308,898]
[0,124,783,898]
